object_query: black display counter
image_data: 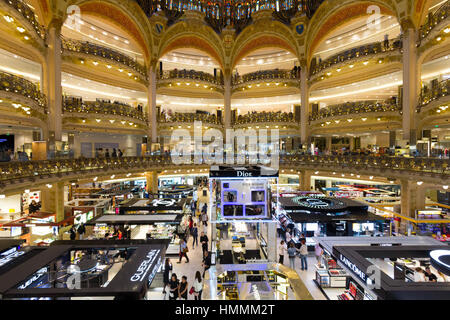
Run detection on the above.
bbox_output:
[332,245,450,300]
[0,239,169,300]
[117,198,187,214]
[86,213,183,225]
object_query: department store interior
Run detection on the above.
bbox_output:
[0,0,449,301]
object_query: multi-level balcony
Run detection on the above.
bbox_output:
[233,111,298,130]
[158,112,222,129]
[310,100,401,122]
[418,1,450,43]
[61,37,147,80]
[62,97,147,127]
[157,69,223,95]
[0,70,47,117]
[232,69,299,92]
[309,38,402,81]
[0,0,45,40]
[418,79,450,111]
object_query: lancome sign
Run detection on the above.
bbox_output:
[339,253,368,283]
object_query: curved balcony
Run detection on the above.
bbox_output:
[418,79,450,111]
[62,97,147,124]
[157,69,223,89]
[61,37,147,79]
[232,69,299,88]
[233,111,297,126]
[0,70,47,115]
[1,0,45,39]
[158,112,222,126]
[419,1,450,42]
[310,38,402,78]
[0,154,447,193]
[310,100,401,122]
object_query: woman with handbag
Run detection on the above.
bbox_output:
[168,274,179,300]
[192,271,203,300]
[177,239,189,263]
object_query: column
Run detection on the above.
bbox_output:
[224,74,231,129]
[41,182,65,222]
[267,221,277,262]
[148,66,157,143]
[401,26,421,146]
[299,170,312,191]
[400,179,426,218]
[145,171,159,195]
[325,136,332,153]
[43,21,63,155]
[300,64,310,146]
[349,137,355,151]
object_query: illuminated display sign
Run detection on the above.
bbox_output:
[339,253,368,284]
[0,247,25,267]
[130,250,160,282]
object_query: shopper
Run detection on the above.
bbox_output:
[168,274,179,300]
[200,232,209,255]
[29,200,41,214]
[202,250,211,278]
[188,216,194,234]
[177,239,189,263]
[105,149,110,158]
[77,223,86,240]
[69,226,76,240]
[118,149,123,157]
[193,271,203,300]
[287,242,300,270]
[278,240,287,265]
[192,223,199,249]
[178,276,188,300]
[315,242,323,267]
[425,266,437,282]
[162,258,172,294]
[285,228,292,244]
[201,203,208,225]
[112,148,117,158]
[299,239,308,271]
[414,267,426,282]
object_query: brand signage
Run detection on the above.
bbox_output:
[339,253,368,284]
[0,247,25,267]
[150,199,176,207]
[18,267,48,289]
[430,250,450,276]
[130,250,160,282]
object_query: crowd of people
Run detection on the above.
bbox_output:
[94,148,124,158]
[278,229,310,271]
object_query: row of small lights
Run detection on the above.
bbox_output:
[168,83,214,90]
[319,58,385,80]
[82,59,139,80]
[243,82,287,89]
[321,117,382,126]
[81,119,138,127]
[3,15,30,41]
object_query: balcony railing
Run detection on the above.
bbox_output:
[159,112,222,125]
[418,79,450,110]
[234,111,296,124]
[61,37,147,77]
[310,100,401,122]
[2,0,45,39]
[0,70,46,109]
[0,155,447,186]
[233,69,299,86]
[419,1,450,41]
[63,97,147,122]
[310,38,402,77]
[158,69,223,86]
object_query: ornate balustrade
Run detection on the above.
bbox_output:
[61,37,147,77]
[1,0,45,39]
[63,97,147,123]
[419,1,450,41]
[310,100,400,122]
[233,69,299,86]
[310,38,402,77]
[418,79,450,110]
[234,111,296,124]
[0,155,447,191]
[0,70,46,110]
[158,69,223,86]
[159,112,222,125]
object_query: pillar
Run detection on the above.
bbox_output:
[148,66,157,143]
[325,136,332,153]
[224,74,231,129]
[299,170,312,191]
[401,25,421,146]
[300,64,310,146]
[267,221,277,262]
[400,179,426,219]
[349,137,355,151]
[41,182,65,222]
[145,171,159,195]
[43,21,63,153]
